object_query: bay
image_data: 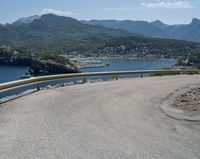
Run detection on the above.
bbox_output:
[0,59,176,99]
[0,65,29,83]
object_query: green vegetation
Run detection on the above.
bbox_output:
[186,70,199,75]
[96,36,200,67]
[0,46,79,74]
[188,54,200,64]
[98,36,200,58]
[112,75,125,80]
[150,70,199,76]
[37,54,68,64]
[0,14,129,53]
[150,71,180,76]
[0,46,73,67]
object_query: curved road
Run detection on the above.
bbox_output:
[0,75,200,159]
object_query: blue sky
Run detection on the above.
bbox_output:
[0,0,199,24]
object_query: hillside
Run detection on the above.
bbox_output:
[0,14,130,53]
[0,46,80,75]
[97,37,200,56]
[83,18,200,43]
[95,37,200,61]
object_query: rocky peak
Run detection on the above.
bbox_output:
[12,15,40,25]
[150,20,168,29]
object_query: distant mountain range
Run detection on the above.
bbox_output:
[0,14,199,55]
[12,15,200,43]
[0,14,131,53]
[83,18,200,42]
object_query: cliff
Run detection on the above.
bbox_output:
[0,46,80,75]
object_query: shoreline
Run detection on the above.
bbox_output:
[78,64,109,69]
[72,57,177,69]
[0,57,179,83]
[77,57,177,61]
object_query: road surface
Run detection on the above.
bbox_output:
[0,75,200,159]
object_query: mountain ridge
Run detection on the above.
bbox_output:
[7,14,200,42]
[8,14,199,26]
[12,15,40,26]
[0,14,132,53]
[83,18,200,42]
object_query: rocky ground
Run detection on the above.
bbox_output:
[173,87,200,112]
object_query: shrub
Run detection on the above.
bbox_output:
[112,74,125,80]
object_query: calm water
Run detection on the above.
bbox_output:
[82,59,176,72]
[0,65,29,83]
[0,59,176,99]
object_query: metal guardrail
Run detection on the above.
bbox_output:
[0,69,199,93]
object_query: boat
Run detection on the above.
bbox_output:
[21,72,31,79]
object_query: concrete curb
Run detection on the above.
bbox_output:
[0,89,37,105]
[160,99,200,122]
[160,86,200,122]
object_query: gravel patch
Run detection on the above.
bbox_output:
[173,87,200,112]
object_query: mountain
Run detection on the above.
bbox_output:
[12,15,40,25]
[0,14,131,53]
[83,18,200,42]
[150,20,168,29]
[0,14,199,57]
[82,20,166,38]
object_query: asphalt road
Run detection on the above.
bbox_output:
[0,75,200,159]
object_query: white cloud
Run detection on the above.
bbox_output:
[141,1,193,9]
[104,7,136,11]
[40,8,74,16]
[104,8,129,11]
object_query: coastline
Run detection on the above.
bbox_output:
[72,57,177,69]
[78,57,177,61]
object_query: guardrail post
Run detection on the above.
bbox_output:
[116,75,118,80]
[37,83,40,91]
[83,78,86,83]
